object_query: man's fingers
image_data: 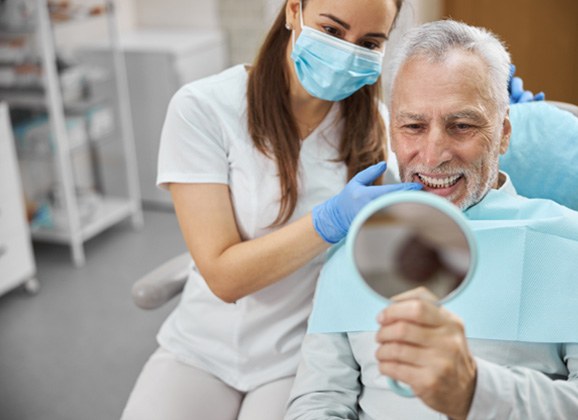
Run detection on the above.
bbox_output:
[375,341,428,366]
[377,298,443,327]
[391,286,439,303]
[377,360,423,390]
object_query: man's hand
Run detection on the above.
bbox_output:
[375,288,477,420]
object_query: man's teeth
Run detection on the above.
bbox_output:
[418,174,461,189]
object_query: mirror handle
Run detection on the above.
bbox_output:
[387,378,414,398]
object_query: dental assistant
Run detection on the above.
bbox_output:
[120,1,419,419]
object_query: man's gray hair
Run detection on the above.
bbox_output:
[386,20,511,116]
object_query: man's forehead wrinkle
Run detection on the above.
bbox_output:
[395,109,487,123]
[395,111,427,121]
[444,109,486,122]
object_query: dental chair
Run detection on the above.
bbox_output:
[131,100,578,310]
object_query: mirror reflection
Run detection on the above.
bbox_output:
[353,202,471,302]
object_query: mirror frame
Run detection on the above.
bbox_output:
[346,191,478,304]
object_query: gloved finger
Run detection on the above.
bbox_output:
[517,90,534,103]
[508,64,516,81]
[533,91,545,101]
[364,182,423,200]
[509,77,524,100]
[352,162,387,185]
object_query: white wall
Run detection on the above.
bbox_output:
[135,0,220,29]
[265,0,285,25]
[53,0,136,49]
[132,0,274,65]
[409,0,444,24]
[129,0,281,65]
[53,0,444,77]
[219,0,268,65]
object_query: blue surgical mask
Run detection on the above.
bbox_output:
[290,1,385,102]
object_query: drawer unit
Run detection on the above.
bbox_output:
[0,102,38,297]
[0,225,35,296]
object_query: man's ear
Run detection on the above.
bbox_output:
[285,0,300,30]
[499,108,512,155]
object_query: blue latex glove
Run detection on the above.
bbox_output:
[312,162,423,244]
[508,64,545,104]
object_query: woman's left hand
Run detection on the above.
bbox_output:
[509,64,545,104]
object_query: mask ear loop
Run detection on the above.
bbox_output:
[292,0,304,48]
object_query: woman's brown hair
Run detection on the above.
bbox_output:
[247,0,403,225]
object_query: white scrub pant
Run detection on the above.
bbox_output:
[121,347,294,420]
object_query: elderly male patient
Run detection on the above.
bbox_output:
[285,20,578,420]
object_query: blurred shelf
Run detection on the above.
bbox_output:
[49,2,109,25]
[31,196,134,243]
[0,86,108,113]
[0,86,46,108]
[2,0,142,267]
[0,26,36,37]
[0,2,109,35]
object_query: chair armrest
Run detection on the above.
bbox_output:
[132,252,191,310]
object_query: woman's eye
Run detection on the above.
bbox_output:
[322,26,341,37]
[361,41,380,50]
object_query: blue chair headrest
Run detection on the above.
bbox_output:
[501,102,578,210]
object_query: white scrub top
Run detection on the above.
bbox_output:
[156,64,396,391]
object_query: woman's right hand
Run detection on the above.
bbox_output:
[312,162,422,244]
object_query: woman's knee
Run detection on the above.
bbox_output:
[237,376,295,420]
[122,348,243,420]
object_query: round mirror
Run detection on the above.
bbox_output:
[350,192,476,304]
[347,191,477,398]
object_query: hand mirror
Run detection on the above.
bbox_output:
[347,191,477,397]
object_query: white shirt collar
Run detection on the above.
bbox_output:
[497,170,517,196]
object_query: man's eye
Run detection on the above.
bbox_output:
[404,124,424,131]
[453,123,473,130]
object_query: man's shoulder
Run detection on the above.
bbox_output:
[467,189,578,221]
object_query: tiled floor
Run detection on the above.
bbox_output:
[0,210,185,420]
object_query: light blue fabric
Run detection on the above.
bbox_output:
[290,0,383,102]
[291,25,383,101]
[308,189,578,342]
[502,102,578,210]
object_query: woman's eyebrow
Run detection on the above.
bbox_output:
[319,13,388,39]
[366,32,388,40]
[319,13,350,29]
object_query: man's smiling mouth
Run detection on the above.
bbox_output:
[417,173,462,189]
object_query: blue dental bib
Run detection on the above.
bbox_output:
[308,189,578,343]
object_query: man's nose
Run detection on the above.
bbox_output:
[421,127,452,168]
